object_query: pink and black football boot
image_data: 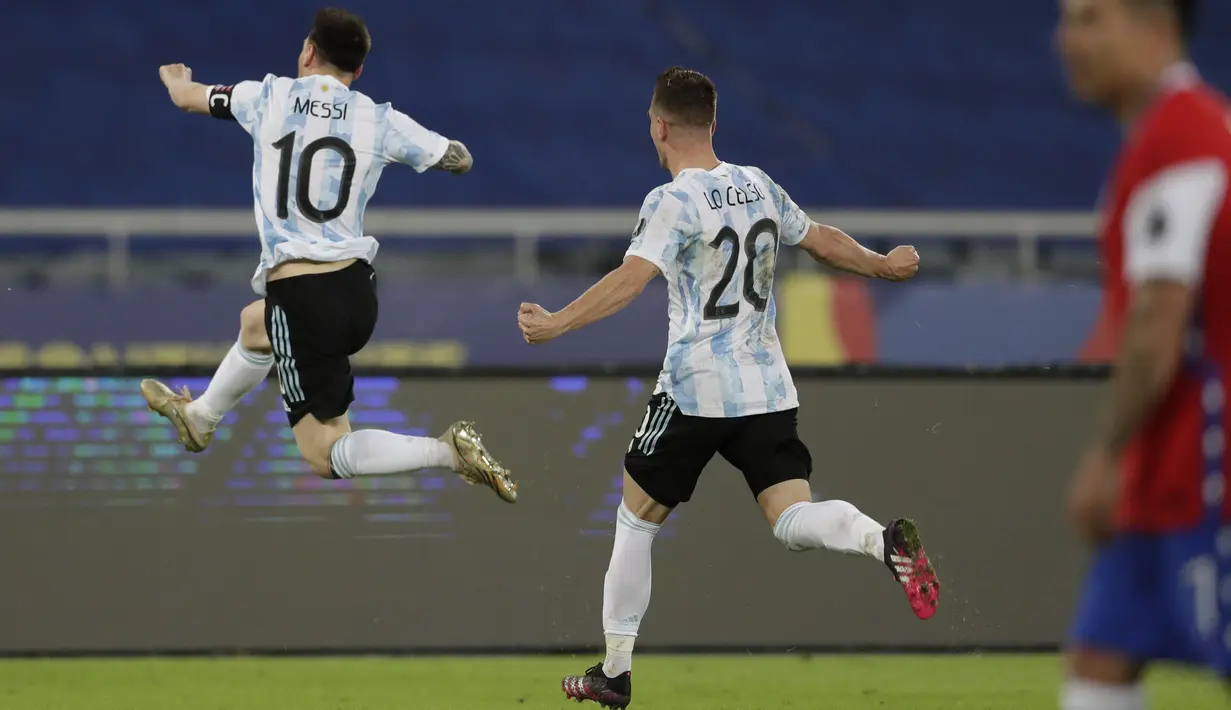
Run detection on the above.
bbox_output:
[884,518,940,620]
[562,664,632,709]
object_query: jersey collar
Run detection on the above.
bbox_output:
[1158,61,1200,94]
[1124,61,1200,136]
[677,162,726,177]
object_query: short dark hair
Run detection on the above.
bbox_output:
[308,8,371,73]
[1128,0,1197,42]
[652,67,717,128]
[1173,0,1197,41]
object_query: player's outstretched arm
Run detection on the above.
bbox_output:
[430,141,473,175]
[1069,279,1193,542]
[797,223,918,281]
[1091,282,1193,457]
[159,64,210,114]
[517,256,660,344]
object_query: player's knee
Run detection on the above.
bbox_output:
[293,417,351,479]
[239,301,272,354]
[772,501,810,552]
[305,452,334,478]
[301,434,344,479]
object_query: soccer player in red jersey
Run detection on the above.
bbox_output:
[1058,0,1231,706]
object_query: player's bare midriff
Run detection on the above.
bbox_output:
[267,257,357,282]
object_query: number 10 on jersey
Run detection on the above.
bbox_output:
[273,131,357,223]
[704,218,780,320]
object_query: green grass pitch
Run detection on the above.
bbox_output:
[0,654,1224,709]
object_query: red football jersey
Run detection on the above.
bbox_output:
[1099,64,1231,532]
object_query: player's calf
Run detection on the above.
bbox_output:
[141,379,214,453]
[141,300,276,455]
[767,494,941,620]
[770,498,884,555]
[310,421,519,501]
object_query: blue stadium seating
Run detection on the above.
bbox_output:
[8,1,1230,208]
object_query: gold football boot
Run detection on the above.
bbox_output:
[140,379,214,453]
[438,421,518,503]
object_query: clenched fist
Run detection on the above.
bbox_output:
[159,63,192,85]
[517,302,563,345]
[883,245,920,281]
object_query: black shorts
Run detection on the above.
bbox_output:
[264,260,378,427]
[623,393,812,508]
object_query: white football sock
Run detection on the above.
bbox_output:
[601,502,661,677]
[329,429,455,478]
[773,500,885,559]
[1061,679,1145,709]
[186,341,273,432]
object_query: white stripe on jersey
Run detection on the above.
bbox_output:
[223,74,449,295]
[625,163,812,418]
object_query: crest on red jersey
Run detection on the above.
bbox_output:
[1145,206,1168,244]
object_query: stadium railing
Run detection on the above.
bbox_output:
[0,208,1096,287]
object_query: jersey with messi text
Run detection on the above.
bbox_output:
[626,162,812,418]
[206,74,450,295]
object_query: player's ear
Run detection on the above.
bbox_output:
[353,65,363,81]
[710,119,716,137]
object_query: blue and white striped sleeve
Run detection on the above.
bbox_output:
[381,108,450,172]
[624,188,697,274]
[754,169,811,246]
[205,74,271,135]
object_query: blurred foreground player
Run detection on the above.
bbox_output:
[1058,0,1231,706]
[142,8,516,502]
[518,67,939,709]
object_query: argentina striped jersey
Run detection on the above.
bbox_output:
[206,74,449,296]
[625,163,812,418]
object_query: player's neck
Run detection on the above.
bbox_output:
[667,150,721,178]
[1116,57,1190,130]
[1116,84,1155,128]
[301,67,353,87]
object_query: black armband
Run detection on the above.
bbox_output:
[207,85,237,121]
